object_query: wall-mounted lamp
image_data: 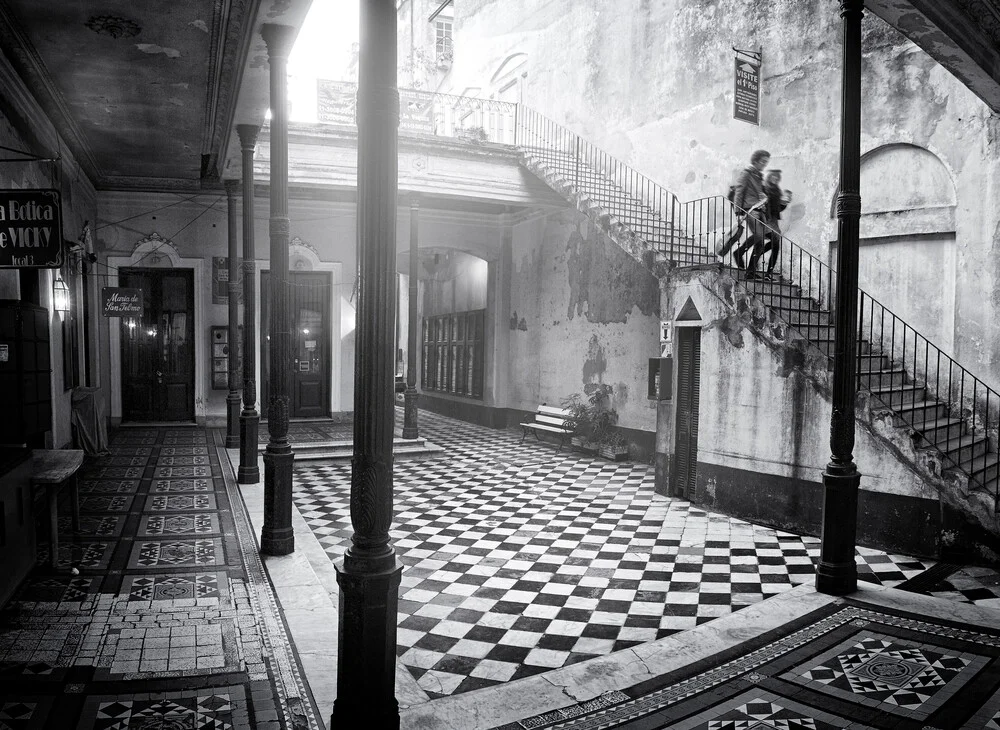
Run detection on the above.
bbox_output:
[53,275,70,317]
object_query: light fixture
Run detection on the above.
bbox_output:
[53,276,70,316]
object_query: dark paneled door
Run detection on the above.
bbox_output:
[672,327,701,499]
[120,268,195,422]
[261,271,330,419]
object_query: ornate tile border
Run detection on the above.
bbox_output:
[498,604,1000,730]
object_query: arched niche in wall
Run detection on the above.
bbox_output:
[412,246,489,318]
[489,53,528,103]
[830,143,957,352]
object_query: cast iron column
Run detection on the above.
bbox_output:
[260,23,296,556]
[402,195,419,439]
[817,0,864,596]
[331,0,402,727]
[237,124,261,484]
[225,180,242,449]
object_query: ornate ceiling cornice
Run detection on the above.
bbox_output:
[202,0,263,181]
[0,2,101,183]
[95,174,206,193]
[953,0,1000,47]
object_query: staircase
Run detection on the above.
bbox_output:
[513,106,1000,514]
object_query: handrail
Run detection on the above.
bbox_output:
[314,80,518,144]
[514,106,683,261]
[511,102,999,507]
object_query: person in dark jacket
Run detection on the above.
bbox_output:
[753,169,792,280]
[721,149,769,276]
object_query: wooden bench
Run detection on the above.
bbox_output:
[519,405,575,450]
[32,449,84,571]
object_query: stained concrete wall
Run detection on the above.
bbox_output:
[446,0,1000,397]
[509,208,660,438]
[661,269,997,559]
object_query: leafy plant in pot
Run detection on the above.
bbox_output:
[562,384,628,459]
[561,392,596,452]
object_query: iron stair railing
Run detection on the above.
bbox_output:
[513,107,999,509]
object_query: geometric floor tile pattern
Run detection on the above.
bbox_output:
[293,410,938,699]
[0,426,321,729]
[495,601,1000,729]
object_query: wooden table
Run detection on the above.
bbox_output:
[32,449,84,570]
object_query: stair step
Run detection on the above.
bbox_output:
[857,353,891,372]
[868,384,927,407]
[784,310,831,326]
[740,278,803,297]
[858,369,908,389]
[954,452,1000,486]
[912,418,965,446]
[929,434,990,464]
[748,291,823,311]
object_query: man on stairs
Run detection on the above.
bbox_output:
[725,149,770,278]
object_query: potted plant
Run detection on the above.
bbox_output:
[561,392,596,451]
[597,431,630,461]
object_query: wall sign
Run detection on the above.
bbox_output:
[101,287,143,317]
[212,256,242,304]
[733,49,762,126]
[0,343,8,362]
[0,189,63,268]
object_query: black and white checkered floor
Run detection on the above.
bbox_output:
[292,411,988,700]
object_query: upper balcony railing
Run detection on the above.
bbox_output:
[316,81,517,145]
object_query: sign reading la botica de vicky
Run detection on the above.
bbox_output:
[0,189,63,268]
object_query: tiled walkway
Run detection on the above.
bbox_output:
[0,427,318,729]
[292,411,998,703]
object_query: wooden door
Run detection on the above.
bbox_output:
[261,271,330,419]
[672,327,701,498]
[120,268,194,422]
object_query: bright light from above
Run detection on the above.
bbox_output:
[302,328,310,335]
[288,0,360,122]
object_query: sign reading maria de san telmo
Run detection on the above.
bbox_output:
[101,288,143,317]
[734,56,761,125]
[0,189,63,267]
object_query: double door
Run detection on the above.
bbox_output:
[119,268,195,422]
[261,271,331,419]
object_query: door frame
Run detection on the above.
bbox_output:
[671,320,703,499]
[108,236,206,425]
[258,252,341,417]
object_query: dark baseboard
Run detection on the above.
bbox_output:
[419,394,511,430]
[677,461,943,559]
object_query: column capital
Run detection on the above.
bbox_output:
[236,124,260,150]
[409,194,420,210]
[839,0,864,18]
[224,179,241,197]
[261,23,297,60]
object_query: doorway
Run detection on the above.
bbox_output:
[119,268,195,422]
[261,271,331,419]
[672,326,701,498]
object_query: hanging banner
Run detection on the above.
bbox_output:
[0,189,63,268]
[101,287,143,317]
[734,56,761,125]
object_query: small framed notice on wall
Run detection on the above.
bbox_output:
[210,326,243,390]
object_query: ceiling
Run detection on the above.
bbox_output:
[0,0,312,192]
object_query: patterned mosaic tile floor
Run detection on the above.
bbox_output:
[293,410,998,701]
[0,427,319,729]
[491,599,1000,729]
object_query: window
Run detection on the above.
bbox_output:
[421,310,484,399]
[435,19,453,59]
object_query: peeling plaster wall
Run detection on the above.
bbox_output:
[509,208,659,434]
[449,0,1000,394]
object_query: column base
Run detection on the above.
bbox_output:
[401,388,419,439]
[816,464,860,596]
[332,553,402,730]
[261,446,294,555]
[225,392,241,449]
[238,410,260,484]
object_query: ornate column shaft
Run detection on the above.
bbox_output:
[332,0,402,727]
[225,180,242,449]
[402,196,419,439]
[817,0,864,596]
[237,124,261,484]
[260,24,296,556]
